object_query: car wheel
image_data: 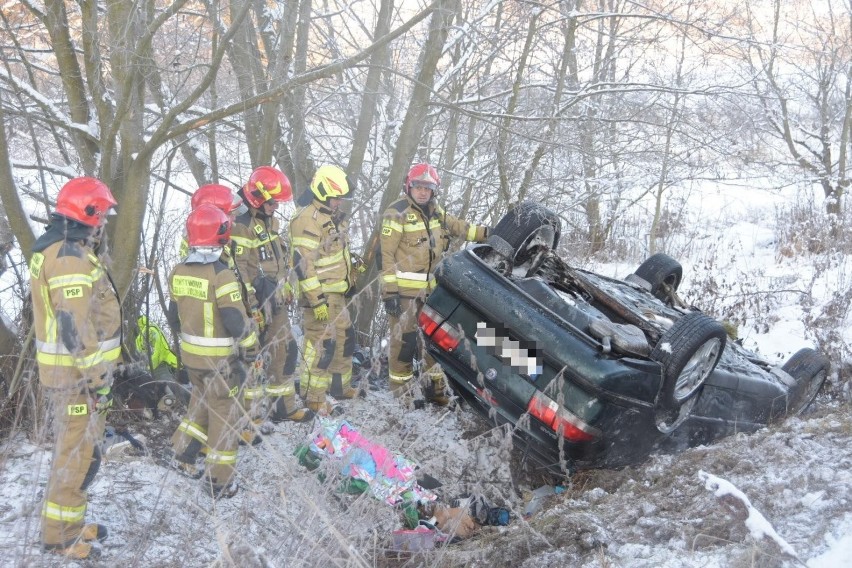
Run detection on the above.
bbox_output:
[650,312,726,410]
[782,348,829,416]
[633,253,682,302]
[488,202,561,268]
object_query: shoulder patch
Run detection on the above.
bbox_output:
[29,253,44,279]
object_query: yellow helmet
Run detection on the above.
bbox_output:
[310,165,351,202]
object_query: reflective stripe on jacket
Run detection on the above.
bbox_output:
[290,201,353,308]
[231,210,287,297]
[379,196,487,298]
[29,240,122,389]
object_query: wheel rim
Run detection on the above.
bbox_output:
[656,395,698,434]
[793,369,827,415]
[673,337,722,402]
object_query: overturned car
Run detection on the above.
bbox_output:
[419,202,829,475]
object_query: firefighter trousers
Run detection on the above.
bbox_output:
[171,364,241,488]
[388,297,444,395]
[42,389,106,548]
[299,293,354,406]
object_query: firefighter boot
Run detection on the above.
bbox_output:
[270,396,314,423]
[330,373,359,400]
[425,368,451,407]
[81,523,108,542]
[44,541,100,560]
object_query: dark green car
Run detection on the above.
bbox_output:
[420,203,829,475]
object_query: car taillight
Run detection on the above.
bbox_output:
[527,391,599,442]
[418,305,463,352]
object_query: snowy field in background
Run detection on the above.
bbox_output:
[1,180,851,566]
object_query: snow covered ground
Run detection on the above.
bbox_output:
[1,185,850,567]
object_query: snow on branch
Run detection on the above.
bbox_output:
[699,470,799,560]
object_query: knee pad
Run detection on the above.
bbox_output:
[283,338,299,375]
[80,444,102,491]
[343,327,355,357]
[398,331,418,363]
[318,338,336,370]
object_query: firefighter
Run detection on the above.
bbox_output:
[231,167,311,423]
[167,204,258,499]
[135,315,180,409]
[379,163,489,404]
[178,183,244,260]
[290,165,359,414]
[29,177,121,560]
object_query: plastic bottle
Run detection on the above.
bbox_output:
[523,485,565,518]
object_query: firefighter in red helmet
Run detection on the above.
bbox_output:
[379,163,489,405]
[231,166,311,427]
[167,204,258,499]
[30,177,121,559]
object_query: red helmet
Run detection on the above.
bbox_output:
[186,204,232,247]
[54,177,117,227]
[405,163,440,195]
[244,166,292,208]
[191,184,240,214]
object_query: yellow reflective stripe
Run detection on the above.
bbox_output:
[292,236,319,249]
[216,282,241,299]
[321,281,349,294]
[47,274,93,289]
[243,386,264,400]
[205,450,237,465]
[300,277,321,291]
[466,225,478,241]
[382,274,397,284]
[265,383,295,396]
[180,343,232,357]
[397,280,432,289]
[315,251,344,267]
[238,331,258,348]
[230,234,276,248]
[180,332,234,346]
[306,372,332,389]
[40,286,56,342]
[177,419,208,443]
[36,345,121,369]
[304,340,317,368]
[382,220,403,232]
[429,219,442,230]
[389,373,414,384]
[402,222,427,232]
[203,303,214,337]
[43,501,86,523]
[396,270,429,281]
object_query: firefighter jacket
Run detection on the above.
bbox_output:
[29,221,122,391]
[167,255,258,371]
[379,196,488,298]
[290,200,354,308]
[230,208,288,308]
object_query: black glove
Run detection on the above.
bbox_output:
[383,295,402,317]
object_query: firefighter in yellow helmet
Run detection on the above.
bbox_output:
[167,204,258,499]
[379,163,488,405]
[29,177,121,560]
[290,165,359,414]
[231,166,312,425]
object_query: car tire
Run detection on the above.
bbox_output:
[633,253,682,302]
[488,202,561,266]
[650,312,726,410]
[782,348,829,416]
